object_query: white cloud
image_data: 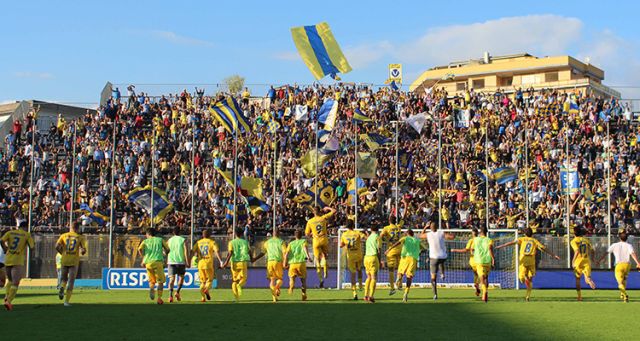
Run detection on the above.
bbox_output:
[149,30,214,47]
[272,51,300,61]
[13,71,54,79]
[344,41,393,69]
[396,15,583,64]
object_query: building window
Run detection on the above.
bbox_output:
[500,77,513,87]
[456,82,466,91]
[472,79,485,89]
[545,72,559,82]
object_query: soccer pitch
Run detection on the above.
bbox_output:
[2,288,638,340]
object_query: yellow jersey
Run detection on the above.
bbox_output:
[305,212,334,243]
[464,238,475,264]
[56,232,88,267]
[340,230,366,258]
[1,229,34,266]
[195,238,219,269]
[381,220,404,255]
[517,237,544,262]
[570,237,592,264]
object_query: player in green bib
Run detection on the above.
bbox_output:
[222,228,252,300]
[252,229,287,302]
[137,229,169,304]
[387,229,422,302]
[472,226,494,302]
[284,229,311,301]
[167,227,189,303]
[364,226,382,303]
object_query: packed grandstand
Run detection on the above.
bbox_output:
[0,84,636,240]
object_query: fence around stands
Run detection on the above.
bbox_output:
[25,234,639,279]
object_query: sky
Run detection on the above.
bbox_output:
[2,0,640,106]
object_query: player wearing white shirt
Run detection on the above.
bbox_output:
[600,231,640,302]
[421,221,453,300]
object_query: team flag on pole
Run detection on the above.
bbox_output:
[357,152,377,179]
[209,96,251,134]
[318,99,339,131]
[77,203,109,226]
[126,186,174,224]
[353,108,372,122]
[216,168,265,201]
[300,149,329,178]
[492,167,517,185]
[290,22,352,80]
[405,112,427,133]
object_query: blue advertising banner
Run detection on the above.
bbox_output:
[102,268,215,290]
[560,167,580,194]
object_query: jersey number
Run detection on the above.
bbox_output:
[315,225,323,234]
[523,242,533,254]
[200,245,209,256]
[579,243,587,255]
[67,238,77,253]
[10,236,20,250]
[346,237,356,250]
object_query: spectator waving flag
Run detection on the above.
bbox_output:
[492,167,517,185]
[360,133,392,151]
[216,168,265,201]
[77,203,109,226]
[318,99,339,131]
[291,22,352,80]
[347,177,367,206]
[209,96,251,134]
[126,186,174,224]
[353,108,372,123]
[405,112,427,133]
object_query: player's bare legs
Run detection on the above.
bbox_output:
[357,266,363,291]
[481,275,489,302]
[473,270,480,296]
[168,275,176,302]
[288,276,295,294]
[5,266,24,310]
[0,267,6,289]
[365,270,377,303]
[403,276,413,303]
[585,276,596,290]
[63,266,78,306]
[430,272,438,300]
[316,252,327,288]
[175,274,184,301]
[350,271,357,300]
[59,266,69,300]
[524,277,532,301]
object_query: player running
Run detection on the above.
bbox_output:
[471,226,494,303]
[1,221,35,311]
[598,230,640,302]
[421,221,454,300]
[55,222,87,306]
[450,228,480,296]
[137,228,169,305]
[222,228,251,302]
[364,226,382,303]
[387,228,421,303]
[167,227,190,303]
[380,200,407,295]
[252,229,287,302]
[495,227,560,301]
[305,206,336,288]
[194,229,222,302]
[340,220,366,300]
[284,229,311,301]
[571,226,596,301]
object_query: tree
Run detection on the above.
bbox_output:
[224,75,245,94]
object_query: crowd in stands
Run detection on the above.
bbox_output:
[1,83,638,237]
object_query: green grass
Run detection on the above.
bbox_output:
[2,287,637,340]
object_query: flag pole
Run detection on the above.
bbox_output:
[314,116,319,207]
[26,108,37,277]
[150,122,155,230]
[438,115,442,232]
[354,120,359,229]
[272,138,278,236]
[70,120,77,228]
[190,120,196,247]
[565,123,571,268]
[485,118,489,231]
[524,121,529,231]
[108,115,117,268]
[607,120,611,269]
[394,121,399,225]
[232,129,238,238]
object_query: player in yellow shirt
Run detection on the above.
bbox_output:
[193,229,222,302]
[364,226,382,303]
[387,229,422,303]
[305,206,336,288]
[450,228,481,296]
[380,201,407,295]
[471,226,494,303]
[1,222,35,311]
[252,229,287,302]
[570,227,596,301]
[55,222,87,306]
[339,220,367,300]
[221,228,252,301]
[495,227,560,301]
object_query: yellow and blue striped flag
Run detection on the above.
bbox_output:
[318,99,339,131]
[291,22,352,80]
[353,108,372,122]
[492,167,517,185]
[209,96,251,134]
